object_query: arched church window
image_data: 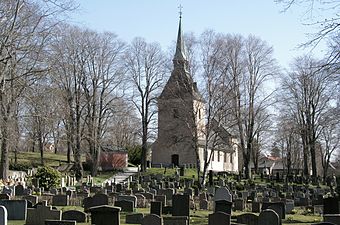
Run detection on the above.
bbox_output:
[230,152,233,164]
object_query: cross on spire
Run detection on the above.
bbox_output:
[178,5,183,18]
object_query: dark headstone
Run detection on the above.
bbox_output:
[45,220,76,225]
[52,195,69,206]
[323,214,340,225]
[262,202,286,220]
[258,209,280,225]
[125,213,144,224]
[62,210,87,222]
[215,200,232,215]
[0,199,27,220]
[89,205,120,225]
[172,194,189,217]
[150,201,162,216]
[114,200,134,212]
[162,206,172,214]
[142,214,162,225]
[324,197,340,214]
[163,216,189,225]
[208,212,230,225]
[15,185,24,196]
[237,213,258,225]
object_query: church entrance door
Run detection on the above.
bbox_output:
[171,154,179,167]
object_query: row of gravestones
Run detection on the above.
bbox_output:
[0,200,87,225]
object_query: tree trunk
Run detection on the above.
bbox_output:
[38,133,44,166]
[0,116,9,180]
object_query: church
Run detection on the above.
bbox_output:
[151,16,239,173]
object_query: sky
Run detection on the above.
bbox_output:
[69,0,329,69]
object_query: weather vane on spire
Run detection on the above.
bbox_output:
[178,5,183,18]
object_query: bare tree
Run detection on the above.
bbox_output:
[281,55,338,178]
[0,0,74,179]
[276,0,339,66]
[319,109,340,181]
[81,31,125,176]
[124,38,168,172]
[230,35,279,179]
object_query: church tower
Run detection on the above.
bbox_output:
[151,16,206,167]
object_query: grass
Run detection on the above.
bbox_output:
[9,151,70,168]
[145,167,198,180]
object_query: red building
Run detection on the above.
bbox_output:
[88,146,128,171]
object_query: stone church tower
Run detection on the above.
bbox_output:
[151,16,205,167]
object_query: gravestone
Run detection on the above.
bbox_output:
[215,200,232,215]
[135,194,146,208]
[114,200,134,212]
[312,223,337,225]
[234,199,244,211]
[0,195,9,201]
[258,209,280,225]
[150,201,162,216]
[62,210,87,222]
[23,195,38,205]
[15,185,24,196]
[0,206,7,225]
[163,206,172,214]
[237,213,258,225]
[52,195,69,206]
[172,194,189,217]
[117,195,137,207]
[125,213,144,224]
[83,193,109,211]
[199,199,208,210]
[323,214,340,225]
[0,200,27,220]
[44,220,76,225]
[262,202,286,220]
[142,214,162,225]
[252,201,262,213]
[285,199,294,214]
[215,187,232,202]
[324,197,340,214]
[208,212,230,225]
[155,195,166,205]
[26,201,61,225]
[89,205,120,225]
[163,216,189,225]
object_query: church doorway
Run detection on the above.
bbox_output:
[171,154,179,167]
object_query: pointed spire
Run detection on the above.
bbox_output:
[173,7,187,62]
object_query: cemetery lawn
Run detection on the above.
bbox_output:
[7,207,322,225]
[146,167,198,179]
[9,151,70,168]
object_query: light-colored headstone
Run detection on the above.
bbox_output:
[214,187,232,202]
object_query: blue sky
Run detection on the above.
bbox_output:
[70,0,328,69]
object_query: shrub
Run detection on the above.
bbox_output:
[127,145,142,165]
[33,166,61,190]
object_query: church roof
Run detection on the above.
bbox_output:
[159,16,204,102]
[173,16,187,62]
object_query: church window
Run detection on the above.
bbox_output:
[212,151,215,161]
[224,152,227,162]
[173,108,179,118]
[198,109,201,119]
[230,153,233,164]
[217,151,220,162]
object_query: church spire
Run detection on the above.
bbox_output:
[173,6,187,63]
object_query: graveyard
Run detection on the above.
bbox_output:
[0,154,339,225]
